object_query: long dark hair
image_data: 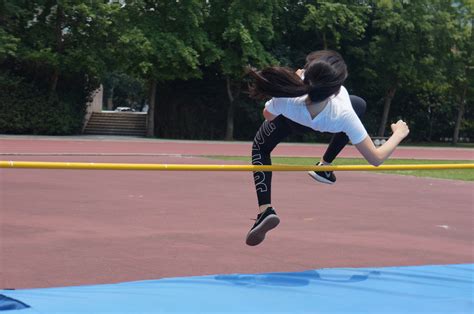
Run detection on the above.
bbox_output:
[248,50,348,103]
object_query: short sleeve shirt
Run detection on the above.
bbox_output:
[265,86,368,144]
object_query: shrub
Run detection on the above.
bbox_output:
[0,73,86,135]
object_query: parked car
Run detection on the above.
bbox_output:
[114,107,135,112]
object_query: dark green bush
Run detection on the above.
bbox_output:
[0,74,85,135]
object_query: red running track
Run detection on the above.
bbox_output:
[1,137,473,289]
[1,135,473,160]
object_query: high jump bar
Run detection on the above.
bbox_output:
[0,161,473,171]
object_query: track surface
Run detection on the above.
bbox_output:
[1,135,473,159]
[1,137,473,288]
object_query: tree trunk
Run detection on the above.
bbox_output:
[146,79,157,138]
[322,32,328,50]
[452,84,467,145]
[427,108,433,142]
[378,85,397,137]
[225,76,235,141]
[50,68,59,94]
[170,101,178,138]
[50,4,64,94]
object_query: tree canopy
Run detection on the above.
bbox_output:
[1,0,472,144]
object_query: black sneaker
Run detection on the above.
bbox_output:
[308,162,336,184]
[245,207,280,246]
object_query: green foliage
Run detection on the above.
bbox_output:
[0,74,84,134]
[301,1,369,48]
[208,0,281,77]
[103,72,146,110]
[116,0,218,82]
[0,0,471,142]
[0,28,19,60]
[7,1,121,81]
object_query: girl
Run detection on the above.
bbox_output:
[246,50,409,246]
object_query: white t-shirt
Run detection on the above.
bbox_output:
[264,86,368,144]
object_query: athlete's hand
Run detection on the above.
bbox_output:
[295,69,305,79]
[391,120,410,139]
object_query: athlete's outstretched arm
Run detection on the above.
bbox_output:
[355,120,409,166]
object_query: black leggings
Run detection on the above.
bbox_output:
[252,95,366,206]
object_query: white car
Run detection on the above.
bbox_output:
[114,107,135,112]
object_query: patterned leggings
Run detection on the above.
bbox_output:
[252,95,366,206]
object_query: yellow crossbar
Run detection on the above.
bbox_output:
[0,161,473,171]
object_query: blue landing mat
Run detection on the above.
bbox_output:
[1,264,473,313]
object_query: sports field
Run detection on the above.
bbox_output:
[1,136,472,313]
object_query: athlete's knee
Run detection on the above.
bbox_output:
[252,144,270,166]
[252,129,270,165]
[252,119,279,155]
[349,95,367,118]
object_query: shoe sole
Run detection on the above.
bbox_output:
[308,171,335,185]
[245,214,280,246]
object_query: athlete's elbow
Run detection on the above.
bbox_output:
[371,159,383,167]
[368,156,384,167]
[356,139,385,167]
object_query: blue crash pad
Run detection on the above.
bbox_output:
[1,264,473,313]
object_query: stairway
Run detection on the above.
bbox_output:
[83,112,147,136]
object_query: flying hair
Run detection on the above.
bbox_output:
[248,50,348,103]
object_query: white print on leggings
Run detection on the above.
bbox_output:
[252,120,276,193]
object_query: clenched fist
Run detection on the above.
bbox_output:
[391,120,410,139]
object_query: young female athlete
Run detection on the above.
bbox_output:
[246,50,409,246]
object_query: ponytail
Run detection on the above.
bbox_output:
[248,50,348,103]
[247,67,309,100]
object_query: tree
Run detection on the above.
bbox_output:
[0,1,124,134]
[300,0,368,50]
[117,0,218,137]
[360,0,449,136]
[0,21,19,61]
[6,1,121,93]
[0,1,27,61]
[445,0,473,144]
[206,0,281,140]
[396,0,473,144]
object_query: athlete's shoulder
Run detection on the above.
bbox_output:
[338,85,350,98]
[332,86,351,109]
[272,96,305,106]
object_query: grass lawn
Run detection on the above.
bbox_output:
[209,156,474,181]
[401,142,474,148]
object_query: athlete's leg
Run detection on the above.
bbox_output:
[252,115,293,210]
[247,115,305,246]
[322,95,367,163]
[309,95,367,184]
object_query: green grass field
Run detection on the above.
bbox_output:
[401,142,474,148]
[209,156,474,181]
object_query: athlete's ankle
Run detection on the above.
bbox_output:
[320,159,332,165]
[259,204,271,213]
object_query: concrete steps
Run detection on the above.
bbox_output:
[83,112,147,136]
